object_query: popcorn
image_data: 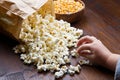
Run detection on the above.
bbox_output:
[68,65,81,75]
[13,14,83,78]
[55,70,64,78]
[13,45,26,53]
[57,58,65,65]
[63,56,70,63]
[79,59,90,65]
[38,64,48,71]
[61,66,68,73]
[68,69,75,75]
[71,49,79,57]
[54,0,84,14]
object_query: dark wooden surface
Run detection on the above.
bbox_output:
[0,0,120,80]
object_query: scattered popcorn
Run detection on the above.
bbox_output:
[13,45,26,53]
[79,59,90,65]
[13,14,84,78]
[68,65,81,74]
[55,70,64,78]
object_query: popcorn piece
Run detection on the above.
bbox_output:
[63,56,70,63]
[37,64,48,71]
[79,59,90,65]
[71,49,79,57]
[55,70,64,78]
[13,45,26,53]
[49,64,60,72]
[57,58,65,65]
[68,69,75,75]
[68,65,81,74]
[61,66,68,73]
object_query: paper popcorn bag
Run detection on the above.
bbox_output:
[0,0,54,40]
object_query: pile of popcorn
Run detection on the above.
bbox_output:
[13,14,89,78]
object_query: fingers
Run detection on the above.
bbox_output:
[77,43,92,54]
[76,35,99,59]
[79,50,94,59]
[77,45,95,59]
[77,35,96,47]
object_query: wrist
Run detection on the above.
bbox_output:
[105,53,120,71]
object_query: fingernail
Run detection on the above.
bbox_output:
[80,50,92,54]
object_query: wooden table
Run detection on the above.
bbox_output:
[0,0,120,80]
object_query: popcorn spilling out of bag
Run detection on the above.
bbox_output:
[13,14,90,78]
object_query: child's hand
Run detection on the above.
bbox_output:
[77,35,120,71]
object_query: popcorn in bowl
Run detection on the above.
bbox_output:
[54,0,85,23]
[54,0,84,14]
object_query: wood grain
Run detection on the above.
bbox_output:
[0,0,120,80]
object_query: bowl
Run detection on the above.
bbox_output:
[55,0,85,23]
